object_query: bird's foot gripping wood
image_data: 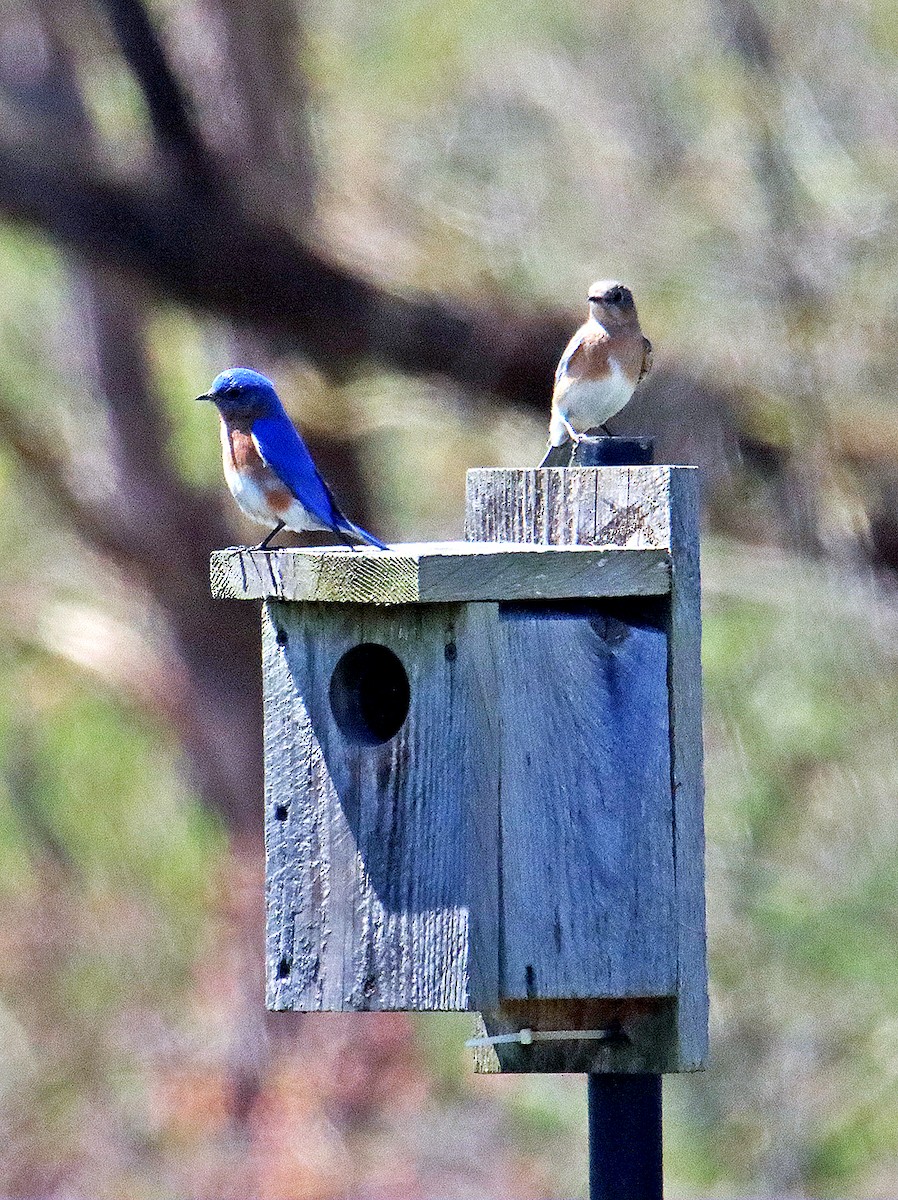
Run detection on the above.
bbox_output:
[562,417,584,445]
[256,520,286,551]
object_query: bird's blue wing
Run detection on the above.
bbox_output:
[251,413,348,531]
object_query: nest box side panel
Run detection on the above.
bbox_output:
[495,598,675,1001]
[465,466,675,548]
[667,468,708,1068]
[466,465,708,1073]
[262,600,499,1013]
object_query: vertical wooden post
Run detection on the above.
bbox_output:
[575,441,664,1200]
[464,447,707,1076]
[466,436,697,1198]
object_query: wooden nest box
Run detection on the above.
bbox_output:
[211,464,707,1075]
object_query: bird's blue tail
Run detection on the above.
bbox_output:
[342,521,388,550]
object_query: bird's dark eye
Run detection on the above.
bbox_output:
[608,287,634,309]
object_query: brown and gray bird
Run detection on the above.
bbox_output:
[548,280,653,447]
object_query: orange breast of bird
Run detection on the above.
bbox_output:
[226,427,296,515]
[567,329,646,386]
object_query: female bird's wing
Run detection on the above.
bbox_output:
[251,413,387,548]
[554,327,589,386]
[553,324,611,391]
[638,336,653,383]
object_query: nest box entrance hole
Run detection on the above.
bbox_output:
[329,642,411,745]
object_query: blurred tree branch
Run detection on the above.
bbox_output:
[95,0,215,186]
[0,317,264,825]
[0,2,263,831]
[183,0,316,226]
[0,0,891,609]
[0,135,573,409]
[715,0,832,556]
[0,0,756,506]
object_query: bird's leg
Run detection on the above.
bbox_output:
[256,520,285,551]
[337,529,357,552]
[561,416,583,445]
[600,422,613,437]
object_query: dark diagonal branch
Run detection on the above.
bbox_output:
[95,0,213,181]
[0,141,571,409]
[0,136,757,520]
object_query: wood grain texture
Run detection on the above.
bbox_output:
[465,466,674,548]
[210,542,670,604]
[465,465,707,1074]
[493,599,675,1001]
[254,462,705,1072]
[263,600,499,1011]
[666,468,709,1069]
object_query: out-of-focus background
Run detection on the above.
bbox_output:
[0,0,896,1195]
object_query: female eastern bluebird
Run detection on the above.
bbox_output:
[548,281,653,448]
[197,367,388,550]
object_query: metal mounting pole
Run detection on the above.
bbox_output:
[563,432,664,1200]
[588,1073,663,1200]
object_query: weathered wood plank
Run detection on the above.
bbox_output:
[667,468,709,1069]
[211,542,671,604]
[465,466,674,548]
[493,598,676,1001]
[263,600,500,1011]
[251,459,705,1071]
[465,465,707,1074]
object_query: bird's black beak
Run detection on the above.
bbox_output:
[195,391,213,402]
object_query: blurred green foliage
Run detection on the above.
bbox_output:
[0,0,897,1194]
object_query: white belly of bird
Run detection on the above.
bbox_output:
[559,361,635,433]
[222,455,328,532]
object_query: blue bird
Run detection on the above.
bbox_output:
[197,368,388,551]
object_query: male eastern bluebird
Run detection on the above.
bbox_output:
[548,280,653,448]
[197,367,388,550]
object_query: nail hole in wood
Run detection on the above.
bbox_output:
[276,957,291,978]
[274,804,288,821]
[525,964,536,998]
